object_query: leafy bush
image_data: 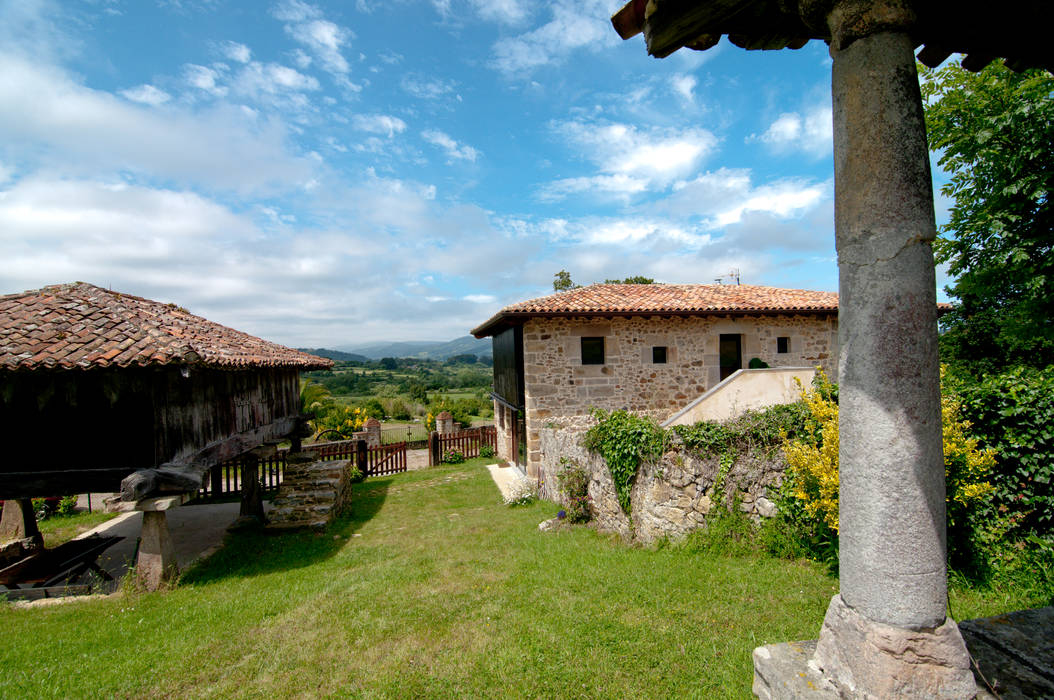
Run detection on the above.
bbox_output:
[952,366,1054,540]
[556,458,591,523]
[56,495,78,517]
[442,449,465,464]
[346,464,365,484]
[673,402,807,460]
[582,408,665,513]
[387,399,412,421]
[479,444,496,459]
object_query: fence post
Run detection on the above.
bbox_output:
[429,432,439,467]
[356,439,368,477]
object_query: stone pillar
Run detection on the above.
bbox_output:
[811,2,976,696]
[436,411,454,435]
[239,454,266,523]
[364,417,382,447]
[137,511,177,590]
[0,498,42,546]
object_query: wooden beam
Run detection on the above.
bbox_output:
[0,469,130,501]
[119,415,299,502]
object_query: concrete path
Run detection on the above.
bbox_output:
[75,501,273,589]
[485,463,529,500]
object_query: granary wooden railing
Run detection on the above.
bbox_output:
[428,426,497,467]
[198,438,408,499]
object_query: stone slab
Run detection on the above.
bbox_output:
[960,606,1054,699]
[752,639,839,699]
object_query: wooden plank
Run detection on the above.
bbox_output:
[0,584,92,601]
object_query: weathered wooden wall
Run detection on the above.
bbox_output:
[491,325,523,408]
[0,366,300,499]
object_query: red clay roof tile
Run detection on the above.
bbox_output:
[0,282,332,371]
[472,283,840,337]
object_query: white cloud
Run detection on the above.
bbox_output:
[219,40,251,64]
[234,61,320,96]
[538,174,648,202]
[754,106,832,156]
[271,0,320,22]
[288,20,350,74]
[464,293,497,304]
[468,0,530,25]
[401,74,457,100]
[545,119,717,198]
[661,169,830,229]
[183,64,228,96]
[352,114,407,137]
[272,1,352,76]
[491,1,616,75]
[422,129,479,162]
[0,53,315,193]
[120,84,171,106]
[670,74,696,102]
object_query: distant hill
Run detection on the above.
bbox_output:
[342,335,492,361]
[297,348,370,363]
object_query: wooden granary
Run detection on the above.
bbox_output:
[0,282,330,500]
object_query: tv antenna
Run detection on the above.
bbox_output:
[714,268,741,285]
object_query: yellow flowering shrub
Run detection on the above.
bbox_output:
[318,405,367,438]
[782,371,840,531]
[782,367,994,535]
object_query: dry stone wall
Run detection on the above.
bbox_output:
[540,426,786,543]
[523,314,836,477]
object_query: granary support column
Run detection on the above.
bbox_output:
[807,1,977,695]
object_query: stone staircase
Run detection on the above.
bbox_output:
[267,454,355,531]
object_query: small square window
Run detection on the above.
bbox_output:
[652,346,667,364]
[581,336,605,365]
[777,337,790,354]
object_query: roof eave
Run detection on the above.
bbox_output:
[472,307,839,338]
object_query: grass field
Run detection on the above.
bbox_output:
[36,511,120,548]
[0,460,1029,698]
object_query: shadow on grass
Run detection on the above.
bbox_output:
[180,477,392,585]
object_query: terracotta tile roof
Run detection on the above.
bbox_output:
[0,282,333,371]
[472,283,839,337]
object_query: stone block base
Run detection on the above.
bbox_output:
[753,639,839,699]
[811,594,982,699]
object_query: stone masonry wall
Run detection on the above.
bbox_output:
[523,314,836,478]
[539,427,786,543]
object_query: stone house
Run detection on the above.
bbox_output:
[470,283,838,481]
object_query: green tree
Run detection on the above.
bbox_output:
[553,269,576,292]
[603,276,655,284]
[921,62,1054,374]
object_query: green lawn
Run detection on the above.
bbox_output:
[0,460,1028,698]
[37,511,119,548]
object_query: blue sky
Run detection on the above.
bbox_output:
[0,0,947,347]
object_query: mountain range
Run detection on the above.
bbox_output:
[327,335,492,361]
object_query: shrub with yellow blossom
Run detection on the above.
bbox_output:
[317,405,368,439]
[781,368,994,545]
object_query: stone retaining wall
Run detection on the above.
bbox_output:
[540,427,785,543]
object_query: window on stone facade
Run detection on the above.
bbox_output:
[652,346,667,364]
[581,336,605,365]
[777,336,790,354]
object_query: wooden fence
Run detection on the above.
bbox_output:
[198,438,407,499]
[429,425,498,467]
